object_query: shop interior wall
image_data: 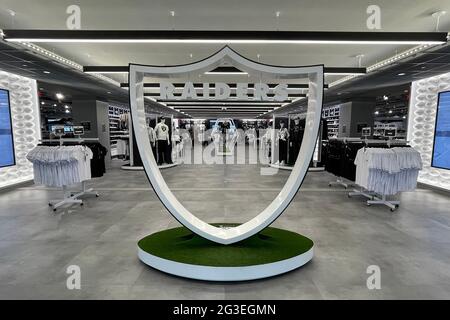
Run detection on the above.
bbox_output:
[0,70,40,189]
[408,73,450,191]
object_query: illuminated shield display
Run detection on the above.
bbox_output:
[129,47,323,245]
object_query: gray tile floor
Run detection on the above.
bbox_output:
[0,160,450,299]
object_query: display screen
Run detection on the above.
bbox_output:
[432,91,450,170]
[0,89,15,168]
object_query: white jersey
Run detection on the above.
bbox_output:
[278,127,289,141]
[155,122,170,141]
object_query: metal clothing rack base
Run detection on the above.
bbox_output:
[348,187,376,200]
[367,194,400,212]
[49,181,99,212]
[329,177,351,189]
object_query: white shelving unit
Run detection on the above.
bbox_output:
[322,105,340,138]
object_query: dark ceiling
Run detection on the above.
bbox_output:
[0,40,185,117]
[0,40,129,102]
[324,43,450,104]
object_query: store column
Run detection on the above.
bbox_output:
[71,99,111,166]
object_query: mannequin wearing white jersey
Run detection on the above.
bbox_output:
[154,117,172,165]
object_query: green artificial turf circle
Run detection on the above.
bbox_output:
[138,224,314,267]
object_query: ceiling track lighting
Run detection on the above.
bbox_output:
[330,42,442,88]
[84,66,366,75]
[3,30,447,45]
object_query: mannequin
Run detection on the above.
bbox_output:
[288,116,305,165]
[154,117,172,165]
[212,125,222,153]
[263,120,274,162]
[277,121,289,166]
[186,123,194,147]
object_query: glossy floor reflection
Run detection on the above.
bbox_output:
[0,160,450,299]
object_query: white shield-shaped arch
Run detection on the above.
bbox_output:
[129,46,323,245]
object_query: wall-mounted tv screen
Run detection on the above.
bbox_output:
[432,90,450,170]
[0,89,15,168]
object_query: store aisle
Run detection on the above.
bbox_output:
[0,163,450,299]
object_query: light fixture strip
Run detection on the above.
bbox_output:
[120,83,328,89]
[7,40,447,45]
[159,101,283,105]
[4,30,447,44]
[85,67,365,75]
[204,72,248,75]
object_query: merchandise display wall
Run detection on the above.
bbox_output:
[0,70,40,189]
[408,72,450,191]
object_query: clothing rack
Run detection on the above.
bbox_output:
[39,138,100,211]
[327,137,361,189]
[348,139,411,211]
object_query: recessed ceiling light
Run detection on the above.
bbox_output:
[65,109,70,114]
[402,115,406,119]
[107,91,111,94]
[53,104,57,107]
[388,110,393,114]
[40,101,45,105]
[56,93,64,100]
[398,73,406,76]
[43,71,51,74]
[383,95,389,101]
[64,105,69,109]
[374,111,379,115]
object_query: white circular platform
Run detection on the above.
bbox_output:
[138,246,313,282]
[121,162,178,171]
[270,163,293,171]
[270,164,325,172]
[308,166,325,172]
[121,165,144,171]
[157,162,178,169]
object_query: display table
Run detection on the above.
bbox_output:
[138,224,314,281]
